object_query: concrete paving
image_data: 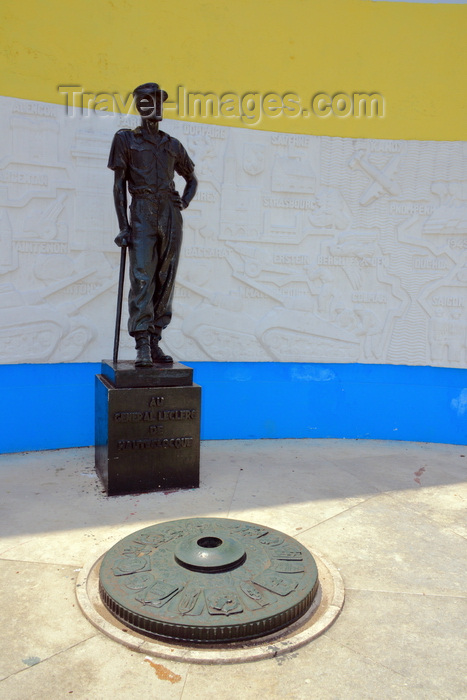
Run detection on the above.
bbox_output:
[0,438,466,699]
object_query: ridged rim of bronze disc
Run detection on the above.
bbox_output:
[99,577,319,643]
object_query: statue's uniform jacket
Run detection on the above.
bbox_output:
[108,127,195,337]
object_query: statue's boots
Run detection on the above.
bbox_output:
[150,333,173,364]
[134,332,153,367]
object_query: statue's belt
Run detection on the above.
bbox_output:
[130,189,175,202]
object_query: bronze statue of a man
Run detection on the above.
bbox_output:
[108,82,197,366]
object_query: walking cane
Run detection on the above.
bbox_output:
[113,244,127,364]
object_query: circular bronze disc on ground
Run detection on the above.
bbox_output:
[99,517,319,643]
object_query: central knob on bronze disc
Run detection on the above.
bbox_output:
[175,534,246,572]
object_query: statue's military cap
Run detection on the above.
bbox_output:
[133,83,168,102]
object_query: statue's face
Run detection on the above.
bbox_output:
[135,92,163,121]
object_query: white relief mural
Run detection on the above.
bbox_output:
[1,96,466,368]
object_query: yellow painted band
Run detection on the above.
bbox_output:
[1,0,465,141]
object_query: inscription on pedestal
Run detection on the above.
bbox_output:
[95,365,201,496]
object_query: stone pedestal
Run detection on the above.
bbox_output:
[95,361,200,496]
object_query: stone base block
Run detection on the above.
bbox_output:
[95,362,200,496]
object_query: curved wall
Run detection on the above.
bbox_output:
[1,0,466,451]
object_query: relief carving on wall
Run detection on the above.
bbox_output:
[1,97,466,367]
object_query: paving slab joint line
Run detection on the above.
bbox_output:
[344,587,467,599]
[226,466,244,517]
[0,634,99,683]
[384,489,467,541]
[76,546,345,665]
[296,491,385,537]
[323,634,417,682]
[0,556,85,569]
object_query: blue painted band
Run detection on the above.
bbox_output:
[1,362,466,453]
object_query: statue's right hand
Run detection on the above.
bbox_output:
[114,228,131,247]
